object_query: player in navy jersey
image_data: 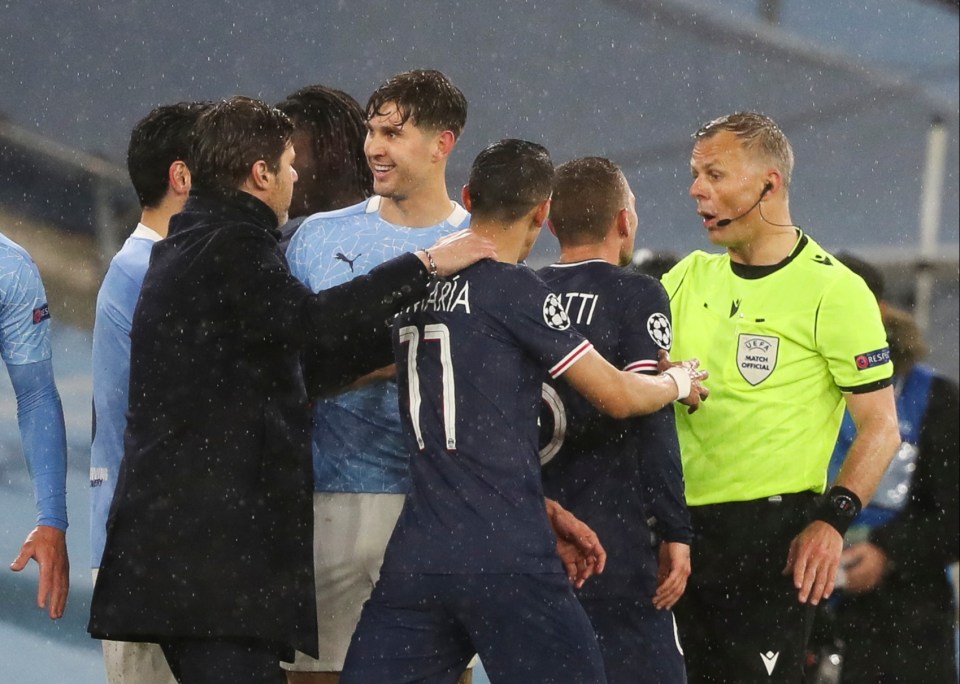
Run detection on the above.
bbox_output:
[341,140,707,684]
[2,231,69,620]
[538,157,692,684]
[284,70,474,684]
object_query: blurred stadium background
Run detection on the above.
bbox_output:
[1,1,956,682]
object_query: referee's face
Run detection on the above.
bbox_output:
[690,130,768,249]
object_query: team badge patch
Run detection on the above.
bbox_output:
[855,347,891,371]
[542,293,571,330]
[647,312,672,350]
[737,334,779,385]
[32,303,50,324]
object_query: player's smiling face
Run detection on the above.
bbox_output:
[689,130,767,248]
[364,103,438,201]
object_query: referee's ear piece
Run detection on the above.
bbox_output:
[762,181,773,196]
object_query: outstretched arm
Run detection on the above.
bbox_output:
[562,348,707,419]
[6,359,69,619]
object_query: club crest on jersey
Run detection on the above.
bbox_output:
[32,303,50,324]
[737,334,779,385]
[647,313,672,350]
[542,293,571,330]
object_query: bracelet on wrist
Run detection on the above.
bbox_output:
[813,485,862,536]
[422,249,438,277]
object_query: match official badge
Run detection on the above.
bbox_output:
[737,334,779,385]
[542,293,571,330]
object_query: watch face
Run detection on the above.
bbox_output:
[834,494,856,516]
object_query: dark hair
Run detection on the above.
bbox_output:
[127,102,208,208]
[550,157,628,246]
[694,111,795,188]
[188,96,293,194]
[366,69,467,137]
[467,139,553,221]
[277,85,373,214]
[835,252,886,302]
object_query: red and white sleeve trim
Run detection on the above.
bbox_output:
[623,359,658,374]
[549,340,594,378]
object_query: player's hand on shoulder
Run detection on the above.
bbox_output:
[658,350,709,413]
[420,229,496,277]
[9,525,69,619]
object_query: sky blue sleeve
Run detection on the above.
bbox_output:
[6,358,68,529]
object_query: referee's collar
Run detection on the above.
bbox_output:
[730,230,807,280]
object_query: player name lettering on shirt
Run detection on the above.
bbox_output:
[409,277,472,314]
[559,291,598,326]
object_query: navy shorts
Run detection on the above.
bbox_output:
[580,596,686,684]
[342,571,607,684]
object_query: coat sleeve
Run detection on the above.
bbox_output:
[870,375,960,573]
[226,231,430,394]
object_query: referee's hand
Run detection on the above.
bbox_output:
[783,520,842,605]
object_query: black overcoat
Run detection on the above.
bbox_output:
[88,189,430,658]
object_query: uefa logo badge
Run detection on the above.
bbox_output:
[647,313,672,350]
[542,293,571,330]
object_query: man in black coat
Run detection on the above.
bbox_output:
[88,96,495,683]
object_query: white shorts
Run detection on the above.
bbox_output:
[282,492,406,673]
[92,569,177,684]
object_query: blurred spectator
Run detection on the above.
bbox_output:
[630,248,680,280]
[826,262,959,682]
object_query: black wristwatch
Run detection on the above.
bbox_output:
[814,486,862,536]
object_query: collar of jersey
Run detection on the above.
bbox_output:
[730,229,807,280]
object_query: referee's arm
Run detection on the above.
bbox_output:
[783,385,899,606]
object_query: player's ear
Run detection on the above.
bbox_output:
[169,160,191,196]
[546,218,558,237]
[434,130,457,162]
[533,198,551,228]
[616,208,630,238]
[461,184,473,212]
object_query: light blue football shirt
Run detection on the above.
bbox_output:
[286,196,469,493]
[89,224,161,566]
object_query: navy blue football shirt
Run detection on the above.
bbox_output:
[538,259,692,598]
[380,260,593,575]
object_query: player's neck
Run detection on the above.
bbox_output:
[469,219,530,265]
[140,198,184,239]
[378,183,453,228]
[558,241,619,266]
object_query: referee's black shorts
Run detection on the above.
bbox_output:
[675,492,819,684]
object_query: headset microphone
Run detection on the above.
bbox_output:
[715,182,773,227]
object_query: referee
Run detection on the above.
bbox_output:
[663,112,901,684]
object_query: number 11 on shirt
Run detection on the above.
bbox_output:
[399,324,457,450]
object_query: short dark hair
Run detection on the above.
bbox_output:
[467,139,553,221]
[127,102,207,208]
[836,252,886,302]
[550,157,629,247]
[277,85,373,211]
[694,111,795,188]
[366,69,467,137]
[189,96,294,194]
